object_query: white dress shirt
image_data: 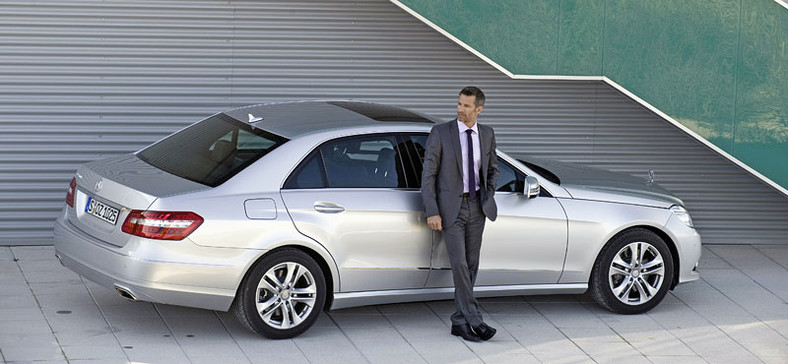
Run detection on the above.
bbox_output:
[457,120,481,193]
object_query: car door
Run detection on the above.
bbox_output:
[420,148,569,287]
[280,134,432,292]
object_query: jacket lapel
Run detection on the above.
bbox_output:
[449,119,463,175]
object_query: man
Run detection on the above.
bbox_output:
[421,86,499,342]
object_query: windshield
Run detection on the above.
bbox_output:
[137,114,287,187]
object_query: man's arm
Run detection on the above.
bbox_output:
[486,127,499,194]
[421,126,442,228]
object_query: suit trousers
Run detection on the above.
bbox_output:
[443,194,486,327]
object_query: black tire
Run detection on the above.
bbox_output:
[233,248,326,339]
[590,228,674,314]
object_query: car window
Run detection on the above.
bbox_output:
[137,114,287,187]
[395,134,427,188]
[283,151,326,189]
[496,159,524,193]
[285,135,414,190]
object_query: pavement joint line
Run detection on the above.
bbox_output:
[325,312,373,364]
[686,275,773,362]
[11,246,68,362]
[526,297,591,362]
[699,248,788,344]
[375,305,430,364]
[84,276,133,363]
[423,299,487,360]
[212,310,258,363]
[718,245,788,303]
[153,303,192,362]
[644,292,707,359]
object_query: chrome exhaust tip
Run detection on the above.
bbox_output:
[114,285,138,301]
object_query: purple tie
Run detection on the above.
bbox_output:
[466,129,476,199]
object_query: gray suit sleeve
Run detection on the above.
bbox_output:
[486,127,499,194]
[421,126,441,218]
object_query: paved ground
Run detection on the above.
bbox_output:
[1,245,787,364]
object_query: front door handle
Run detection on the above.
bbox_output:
[314,202,345,213]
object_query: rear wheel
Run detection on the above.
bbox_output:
[590,228,674,314]
[234,248,326,339]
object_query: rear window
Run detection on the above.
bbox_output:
[137,114,287,187]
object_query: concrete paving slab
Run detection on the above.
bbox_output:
[2,244,788,364]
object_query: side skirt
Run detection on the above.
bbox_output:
[330,283,588,310]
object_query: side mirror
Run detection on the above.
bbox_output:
[525,176,540,199]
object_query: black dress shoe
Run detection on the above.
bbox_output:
[472,322,496,341]
[451,324,481,342]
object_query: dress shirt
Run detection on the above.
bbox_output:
[457,120,481,194]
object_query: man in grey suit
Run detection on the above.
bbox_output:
[421,86,499,342]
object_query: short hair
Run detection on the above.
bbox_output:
[460,86,485,108]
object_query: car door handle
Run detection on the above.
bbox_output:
[314,202,345,213]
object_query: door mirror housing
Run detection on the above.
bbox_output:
[525,176,540,199]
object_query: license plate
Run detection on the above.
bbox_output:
[85,197,120,225]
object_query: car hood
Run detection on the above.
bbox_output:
[521,157,684,208]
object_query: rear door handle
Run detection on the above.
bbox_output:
[314,202,345,213]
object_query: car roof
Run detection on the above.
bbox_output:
[222,100,441,139]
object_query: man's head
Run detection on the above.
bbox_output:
[457,86,485,126]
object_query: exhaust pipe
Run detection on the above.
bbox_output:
[114,285,138,301]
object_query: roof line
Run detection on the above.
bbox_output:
[389,0,788,198]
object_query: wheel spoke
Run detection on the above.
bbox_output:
[288,301,305,326]
[610,265,630,276]
[612,254,633,270]
[641,255,664,272]
[256,295,278,314]
[628,244,640,266]
[261,300,283,323]
[265,270,284,290]
[280,298,292,328]
[611,278,634,299]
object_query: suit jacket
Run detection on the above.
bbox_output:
[421,119,499,226]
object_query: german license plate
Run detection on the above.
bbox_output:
[85,197,120,225]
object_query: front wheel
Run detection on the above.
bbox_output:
[233,248,326,339]
[590,228,674,314]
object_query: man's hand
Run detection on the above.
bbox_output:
[427,215,442,231]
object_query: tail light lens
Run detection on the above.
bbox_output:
[121,210,204,241]
[65,177,77,208]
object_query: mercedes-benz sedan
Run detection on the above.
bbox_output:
[54,100,701,339]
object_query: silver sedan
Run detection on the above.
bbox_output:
[54,100,701,339]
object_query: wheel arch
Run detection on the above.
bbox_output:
[599,225,680,290]
[234,243,338,311]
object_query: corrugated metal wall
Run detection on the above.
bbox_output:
[1,0,786,245]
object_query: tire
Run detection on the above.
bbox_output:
[233,248,326,339]
[590,228,674,314]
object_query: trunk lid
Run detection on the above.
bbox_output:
[68,154,210,247]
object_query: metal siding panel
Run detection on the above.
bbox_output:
[0,0,786,244]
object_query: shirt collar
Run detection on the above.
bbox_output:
[457,119,479,134]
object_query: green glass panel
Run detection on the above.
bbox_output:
[733,0,788,187]
[603,0,740,152]
[397,0,788,190]
[558,0,604,76]
[398,0,560,75]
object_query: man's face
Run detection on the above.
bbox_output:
[457,94,483,125]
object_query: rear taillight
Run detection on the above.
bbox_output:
[65,177,77,208]
[121,210,204,241]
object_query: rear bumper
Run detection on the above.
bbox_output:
[53,210,262,311]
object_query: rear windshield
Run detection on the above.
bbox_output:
[137,114,287,187]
